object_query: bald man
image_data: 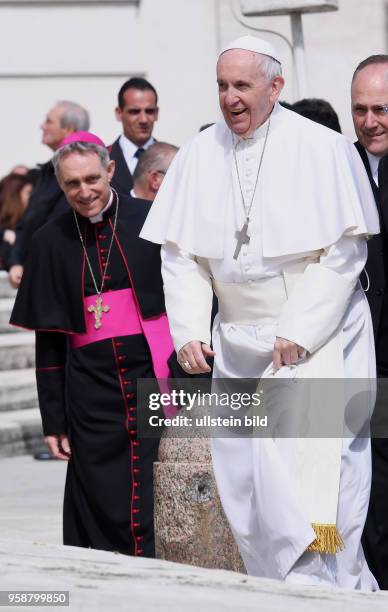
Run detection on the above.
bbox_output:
[132,142,178,201]
[352,54,388,590]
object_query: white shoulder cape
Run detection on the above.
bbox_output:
[140,104,380,258]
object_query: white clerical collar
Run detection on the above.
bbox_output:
[234,103,278,146]
[119,134,155,159]
[366,150,381,186]
[89,190,114,224]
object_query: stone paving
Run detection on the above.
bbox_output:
[3,538,388,612]
[0,456,65,544]
[1,456,388,611]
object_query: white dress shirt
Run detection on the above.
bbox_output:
[366,150,381,186]
[118,134,155,175]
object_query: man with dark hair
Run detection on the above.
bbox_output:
[351,54,388,589]
[8,101,90,288]
[117,77,158,109]
[109,77,159,196]
[10,132,174,557]
[291,98,342,133]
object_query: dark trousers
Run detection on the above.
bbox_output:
[362,367,388,588]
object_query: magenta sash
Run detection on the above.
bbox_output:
[71,289,143,349]
[70,289,175,414]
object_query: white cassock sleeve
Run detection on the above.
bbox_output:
[276,235,368,354]
[161,243,213,353]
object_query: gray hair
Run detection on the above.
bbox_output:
[52,142,110,179]
[258,55,282,81]
[133,142,178,184]
[56,100,90,131]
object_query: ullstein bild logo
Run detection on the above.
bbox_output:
[147,413,268,429]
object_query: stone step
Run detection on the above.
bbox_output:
[0,407,43,458]
[0,271,16,299]
[0,369,38,413]
[0,298,20,333]
[1,537,388,612]
[0,333,35,370]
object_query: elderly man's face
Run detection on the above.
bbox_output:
[352,63,388,157]
[217,49,284,137]
[58,152,115,218]
[41,105,72,151]
[115,88,159,147]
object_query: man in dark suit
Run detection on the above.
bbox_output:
[109,78,159,196]
[8,101,90,288]
[352,54,388,589]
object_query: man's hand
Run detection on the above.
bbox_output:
[45,434,72,461]
[3,229,16,245]
[273,336,306,372]
[9,265,24,288]
[178,341,215,374]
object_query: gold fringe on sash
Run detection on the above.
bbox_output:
[307,524,345,554]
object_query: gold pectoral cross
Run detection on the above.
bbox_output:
[88,295,110,329]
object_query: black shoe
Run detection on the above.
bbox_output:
[33,451,59,461]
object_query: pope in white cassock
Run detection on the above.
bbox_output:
[141,36,380,588]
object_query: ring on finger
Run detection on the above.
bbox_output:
[182,360,192,369]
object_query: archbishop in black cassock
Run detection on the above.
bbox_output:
[10,134,173,557]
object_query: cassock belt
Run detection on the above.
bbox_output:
[213,267,345,555]
[70,289,174,402]
[71,288,143,348]
[213,275,286,325]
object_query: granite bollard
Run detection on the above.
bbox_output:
[154,410,245,573]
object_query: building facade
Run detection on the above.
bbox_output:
[0,0,386,173]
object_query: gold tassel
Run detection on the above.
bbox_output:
[307,523,345,554]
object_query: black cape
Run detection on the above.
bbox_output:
[10,193,165,332]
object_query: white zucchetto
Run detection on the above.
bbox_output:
[219,35,281,64]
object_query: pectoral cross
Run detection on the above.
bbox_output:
[88,295,110,329]
[233,220,250,260]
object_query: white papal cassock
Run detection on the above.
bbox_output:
[141,103,380,588]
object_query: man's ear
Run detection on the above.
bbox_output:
[115,106,123,123]
[55,169,64,190]
[148,170,161,192]
[107,159,116,182]
[271,76,285,103]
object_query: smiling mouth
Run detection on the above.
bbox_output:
[230,109,246,117]
[365,131,385,137]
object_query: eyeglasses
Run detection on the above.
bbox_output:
[353,104,388,116]
[372,105,388,115]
